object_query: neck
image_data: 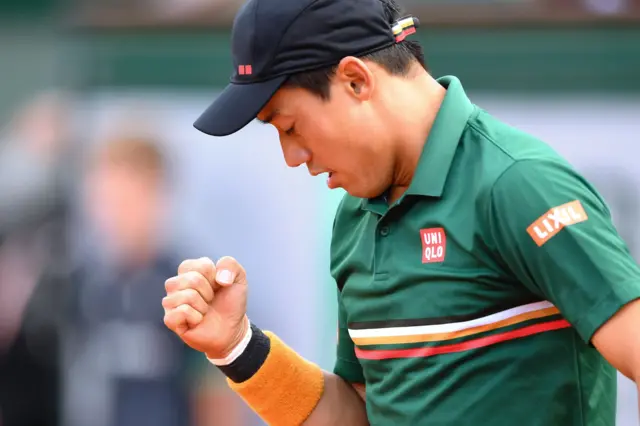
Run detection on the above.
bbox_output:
[386,71,446,204]
[108,236,157,271]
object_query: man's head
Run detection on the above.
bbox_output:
[195,0,435,198]
[84,136,168,259]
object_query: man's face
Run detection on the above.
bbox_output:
[84,162,162,254]
[257,58,395,198]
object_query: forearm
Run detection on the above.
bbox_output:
[303,371,368,426]
[212,324,368,425]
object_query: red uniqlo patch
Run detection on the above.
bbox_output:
[420,227,446,263]
[238,65,253,75]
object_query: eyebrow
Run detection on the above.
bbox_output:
[257,109,280,124]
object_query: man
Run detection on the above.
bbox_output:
[162,0,640,424]
[64,136,243,426]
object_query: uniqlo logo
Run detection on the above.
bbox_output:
[420,227,446,263]
[238,64,252,75]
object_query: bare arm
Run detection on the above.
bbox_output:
[591,299,640,382]
[591,299,640,418]
[303,372,368,426]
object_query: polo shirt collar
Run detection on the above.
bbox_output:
[405,75,475,198]
[361,75,475,213]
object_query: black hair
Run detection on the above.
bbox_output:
[283,0,426,99]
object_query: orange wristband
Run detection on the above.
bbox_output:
[227,331,324,426]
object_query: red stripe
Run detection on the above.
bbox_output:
[355,319,571,360]
[395,27,416,42]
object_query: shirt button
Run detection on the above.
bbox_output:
[379,226,390,237]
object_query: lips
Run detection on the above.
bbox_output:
[326,171,338,189]
[309,169,333,177]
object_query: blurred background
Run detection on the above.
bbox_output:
[0,0,639,425]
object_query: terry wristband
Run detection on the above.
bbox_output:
[210,324,325,425]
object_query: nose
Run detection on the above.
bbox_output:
[280,135,311,168]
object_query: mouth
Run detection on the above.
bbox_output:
[310,170,333,178]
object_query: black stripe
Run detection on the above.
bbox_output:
[217,323,270,383]
[347,298,544,330]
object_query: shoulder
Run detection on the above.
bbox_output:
[464,108,588,196]
[466,107,567,174]
[488,158,609,215]
[459,108,609,223]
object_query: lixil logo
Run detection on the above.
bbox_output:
[526,200,588,246]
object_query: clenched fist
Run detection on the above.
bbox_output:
[163,256,249,359]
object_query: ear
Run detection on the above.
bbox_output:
[335,57,374,101]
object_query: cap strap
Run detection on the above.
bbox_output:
[392,16,420,43]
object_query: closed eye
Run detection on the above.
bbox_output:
[285,126,296,136]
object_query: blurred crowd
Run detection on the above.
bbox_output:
[0,91,248,426]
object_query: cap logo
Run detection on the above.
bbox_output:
[238,65,253,75]
[392,17,419,43]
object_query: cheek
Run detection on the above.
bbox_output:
[301,107,355,149]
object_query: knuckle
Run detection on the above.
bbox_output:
[196,257,216,282]
[185,288,200,305]
[164,312,177,329]
[161,296,171,309]
[164,276,179,293]
[198,256,215,270]
[177,304,191,315]
[178,258,195,273]
[185,270,206,287]
[216,255,237,266]
[180,257,215,277]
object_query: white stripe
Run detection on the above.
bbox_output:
[348,301,554,339]
[392,18,414,35]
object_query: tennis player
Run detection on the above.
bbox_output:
[162,0,640,424]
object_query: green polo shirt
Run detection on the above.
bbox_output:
[330,75,640,425]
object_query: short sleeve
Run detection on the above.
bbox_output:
[486,159,640,343]
[333,290,365,384]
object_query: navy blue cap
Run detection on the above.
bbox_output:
[194,0,419,137]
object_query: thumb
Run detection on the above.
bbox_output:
[214,256,247,287]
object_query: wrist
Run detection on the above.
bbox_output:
[207,320,271,383]
[206,315,251,362]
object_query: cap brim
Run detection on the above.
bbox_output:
[193,75,288,137]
